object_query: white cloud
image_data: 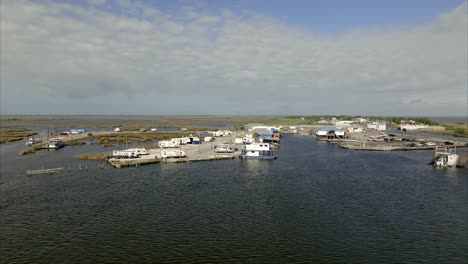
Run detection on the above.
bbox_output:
[0,0,466,115]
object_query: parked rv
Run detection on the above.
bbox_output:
[126,148,148,155]
[214,145,234,153]
[161,149,186,158]
[112,150,139,159]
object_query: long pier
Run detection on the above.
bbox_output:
[26,168,64,176]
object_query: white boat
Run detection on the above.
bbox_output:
[161,148,186,158]
[114,127,121,132]
[240,143,276,159]
[25,137,42,146]
[44,139,64,149]
[151,128,158,132]
[433,147,459,167]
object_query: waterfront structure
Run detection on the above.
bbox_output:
[316,126,346,139]
[334,120,354,128]
[249,127,281,143]
[240,143,276,159]
[347,127,365,133]
[367,122,387,131]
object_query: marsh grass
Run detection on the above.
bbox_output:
[20,143,42,155]
[0,127,37,144]
[421,122,468,138]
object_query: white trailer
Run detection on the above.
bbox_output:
[112,150,139,158]
[159,140,177,148]
[126,148,148,155]
[161,149,186,158]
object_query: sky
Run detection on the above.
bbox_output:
[1,0,467,116]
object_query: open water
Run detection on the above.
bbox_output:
[0,135,467,263]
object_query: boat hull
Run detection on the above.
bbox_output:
[240,155,276,160]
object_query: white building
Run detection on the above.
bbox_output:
[335,121,354,128]
[367,122,386,131]
[347,127,365,133]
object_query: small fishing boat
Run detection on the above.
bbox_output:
[25,137,42,146]
[432,147,459,167]
[43,139,64,149]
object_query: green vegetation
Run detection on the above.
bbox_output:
[20,143,42,155]
[0,127,37,144]
[421,122,468,138]
[453,128,467,138]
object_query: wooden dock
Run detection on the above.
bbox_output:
[26,168,64,176]
[107,157,160,168]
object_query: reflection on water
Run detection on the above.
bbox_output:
[0,135,467,263]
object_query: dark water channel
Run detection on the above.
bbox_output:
[0,135,466,263]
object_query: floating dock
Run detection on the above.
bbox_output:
[26,168,64,176]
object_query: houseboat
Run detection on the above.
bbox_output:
[240,143,276,159]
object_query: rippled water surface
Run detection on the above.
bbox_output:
[1,135,467,263]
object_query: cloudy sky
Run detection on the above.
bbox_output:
[1,0,467,116]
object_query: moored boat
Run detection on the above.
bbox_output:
[240,143,276,159]
[43,139,64,149]
[433,147,459,167]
